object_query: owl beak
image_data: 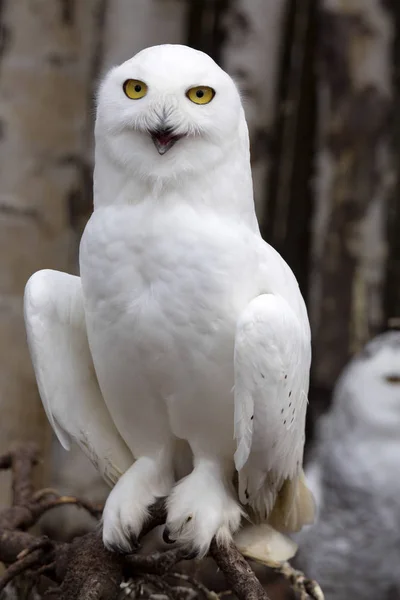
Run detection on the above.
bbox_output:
[150,128,182,155]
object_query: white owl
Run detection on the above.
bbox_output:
[24,44,314,556]
[296,331,400,599]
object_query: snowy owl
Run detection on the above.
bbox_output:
[296,331,400,599]
[24,44,314,556]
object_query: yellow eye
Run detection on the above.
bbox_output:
[186,86,215,105]
[123,79,148,100]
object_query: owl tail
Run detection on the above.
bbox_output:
[232,471,314,565]
[233,522,298,564]
[267,470,315,533]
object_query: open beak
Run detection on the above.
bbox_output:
[150,128,183,155]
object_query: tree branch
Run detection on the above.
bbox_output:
[210,539,269,600]
[0,445,322,600]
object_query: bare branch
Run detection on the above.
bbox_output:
[210,539,270,600]
[0,550,42,592]
[168,572,221,600]
[11,443,39,505]
[127,547,190,575]
[0,445,321,600]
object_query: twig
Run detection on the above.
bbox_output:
[0,549,44,592]
[127,547,190,575]
[140,573,181,600]
[36,561,56,577]
[168,572,220,600]
[11,443,39,505]
[32,488,67,501]
[210,539,270,600]
[31,495,103,521]
[17,535,52,560]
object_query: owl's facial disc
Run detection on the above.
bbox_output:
[149,127,184,155]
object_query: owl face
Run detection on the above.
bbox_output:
[336,332,400,434]
[95,45,245,181]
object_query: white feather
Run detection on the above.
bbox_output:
[24,270,133,486]
[234,293,312,525]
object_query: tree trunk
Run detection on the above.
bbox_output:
[384,0,400,327]
[310,0,394,401]
[262,0,316,296]
[0,0,105,507]
[102,0,187,72]
[220,0,289,221]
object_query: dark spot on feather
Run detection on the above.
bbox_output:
[251,415,254,420]
[291,417,294,423]
[261,373,265,378]
[281,408,284,414]
[289,402,292,407]
[245,488,249,500]
[285,374,287,379]
[283,420,286,425]
[289,391,292,397]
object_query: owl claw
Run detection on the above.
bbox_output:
[162,526,176,544]
[128,532,140,550]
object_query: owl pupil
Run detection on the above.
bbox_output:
[134,84,141,92]
[196,90,204,98]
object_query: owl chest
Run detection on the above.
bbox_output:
[80,206,250,358]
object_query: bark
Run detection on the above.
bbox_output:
[102,0,187,72]
[220,0,289,221]
[0,0,107,507]
[262,0,317,296]
[310,0,394,395]
[384,0,400,326]
[186,0,230,65]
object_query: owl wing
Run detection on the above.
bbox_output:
[24,269,133,487]
[234,293,314,531]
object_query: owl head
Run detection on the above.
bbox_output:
[95,44,247,183]
[334,331,400,435]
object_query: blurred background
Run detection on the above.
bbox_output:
[0,0,399,596]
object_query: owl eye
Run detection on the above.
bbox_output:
[384,374,400,384]
[186,86,215,105]
[123,79,148,100]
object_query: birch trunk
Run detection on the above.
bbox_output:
[261,0,316,295]
[310,0,394,394]
[0,0,105,507]
[385,0,400,327]
[102,0,187,72]
[220,0,289,221]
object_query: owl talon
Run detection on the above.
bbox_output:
[128,532,140,551]
[163,526,176,544]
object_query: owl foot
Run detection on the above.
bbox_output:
[165,460,243,557]
[102,456,174,553]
